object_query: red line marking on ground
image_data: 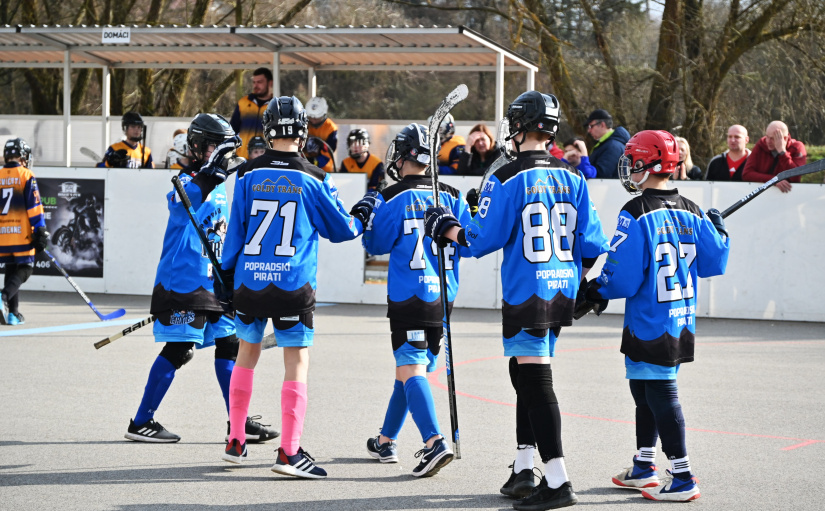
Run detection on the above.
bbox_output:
[429,351,824,451]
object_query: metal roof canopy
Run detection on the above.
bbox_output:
[0,24,537,166]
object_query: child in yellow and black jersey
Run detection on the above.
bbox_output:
[100,112,154,169]
[338,129,385,190]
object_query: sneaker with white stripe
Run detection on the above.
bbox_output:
[271,447,327,479]
[124,419,181,443]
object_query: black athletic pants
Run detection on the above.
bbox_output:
[3,263,33,315]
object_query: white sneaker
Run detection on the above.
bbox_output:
[612,463,660,489]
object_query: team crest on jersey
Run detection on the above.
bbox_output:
[170,310,196,325]
[252,176,303,194]
[406,198,432,213]
[657,218,693,236]
[526,175,570,195]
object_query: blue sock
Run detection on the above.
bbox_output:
[214,359,235,414]
[134,356,176,426]
[380,380,408,439]
[404,375,441,443]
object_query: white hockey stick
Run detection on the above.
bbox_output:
[80,147,102,163]
[428,84,468,459]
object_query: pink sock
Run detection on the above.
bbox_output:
[228,366,254,444]
[280,380,308,456]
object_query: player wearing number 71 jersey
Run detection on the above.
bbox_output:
[426,91,609,510]
[218,96,362,479]
[577,130,730,502]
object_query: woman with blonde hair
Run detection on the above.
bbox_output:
[457,123,503,176]
[674,137,703,180]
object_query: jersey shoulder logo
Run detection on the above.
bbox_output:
[657,217,694,236]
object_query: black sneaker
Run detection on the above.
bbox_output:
[225,415,280,443]
[501,463,539,498]
[222,438,248,464]
[513,479,578,510]
[271,447,327,479]
[366,435,399,463]
[124,419,181,443]
[411,437,454,477]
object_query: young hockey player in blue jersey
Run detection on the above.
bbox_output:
[426,91,610,510]
[125,113,277,445]
[576,130,730,502]
[352,123,471,477]
[218,96,363,479]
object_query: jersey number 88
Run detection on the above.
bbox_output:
[521,201,578,263]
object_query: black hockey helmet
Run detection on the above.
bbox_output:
[187,113,236,162]
[4,137,32,168]
[247,135,268,152]
[506,91,560,146]
[347,128,370,158]
[262,96,308,143]
[385,123,430,181]
[122,111,144,129]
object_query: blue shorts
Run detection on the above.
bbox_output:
[153,310,235,348]
[390,319,442,372]
[503,326,558,358]
[235,311,314,348]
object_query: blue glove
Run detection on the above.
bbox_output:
[213,271,234,313]
[424,206,461,246]
[349,191,379,228]
[200,135,242,182]
[706,208,728,237]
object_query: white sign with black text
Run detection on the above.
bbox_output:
[101,28,130,44]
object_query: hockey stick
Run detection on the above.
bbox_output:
[170,175,228,288]
[43,249,127,321]
[720,158,825,218]
[140,124,148,168]
[306,136,336,172]
[94,315,155,349]
[80,147,102,163]
[428,84,468,459]
[574,158,825,320]
[261,332,277,350]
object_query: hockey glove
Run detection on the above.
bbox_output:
[213,271,234,313]
[424,206,461,247]
[200,135,242,182]
[706,208,728,238]
[573,279,609,320]
[32,226,49,254]
[466,188,479,217]
[105,148,130,168]
[349,191,379,229]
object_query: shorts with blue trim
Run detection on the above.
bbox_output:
[235,311,314,348]
[153,309,236,348]
[502,325,560,357]
[390,318,442,372]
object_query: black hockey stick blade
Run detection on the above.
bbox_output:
[94,315,155,349]
[721,158,825,218]
[170,175,227,287]
[44,249,127,321]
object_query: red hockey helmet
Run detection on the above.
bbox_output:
[618,130,680,194]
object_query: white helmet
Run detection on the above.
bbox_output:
[306,97,329,121]
[172,133,188,156]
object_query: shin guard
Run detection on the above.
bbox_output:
[281,381,308,456]
[509,356,536,447]
[228,366,254,444]
[517,363,564,463]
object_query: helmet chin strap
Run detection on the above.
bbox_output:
[633,171,651,190]
[507,130,528,155]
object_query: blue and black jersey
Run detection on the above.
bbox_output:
[151,173,228,313]
[222,149,362,318]
[594,188,730,377]
[464,150,609,329]
[363,175,472,326]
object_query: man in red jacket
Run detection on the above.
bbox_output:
[742,120,807,193]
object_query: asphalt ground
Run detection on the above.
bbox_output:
[1,291,824,510]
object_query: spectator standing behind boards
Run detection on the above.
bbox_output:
[705,125,750,181]
[229,67,273,159]
[674,137,703,180]
[585,109,630,179]
[742,120,807,193]
[456,123,503,176]
[101,112,154,168]
[339,129,386,191]
[562,137,597,179]
[306,96,338,173]
[431,113,465,175]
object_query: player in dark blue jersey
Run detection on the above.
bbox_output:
[126,113,277,445]
[426,91,609,510]
[354,123,471,476]
[576,130,730,502]
[218,96,362,479]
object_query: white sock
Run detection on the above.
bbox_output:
[513,444,535,473]
[637,447,656,464]
[669,455,691,476]
[543,457,569,489]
